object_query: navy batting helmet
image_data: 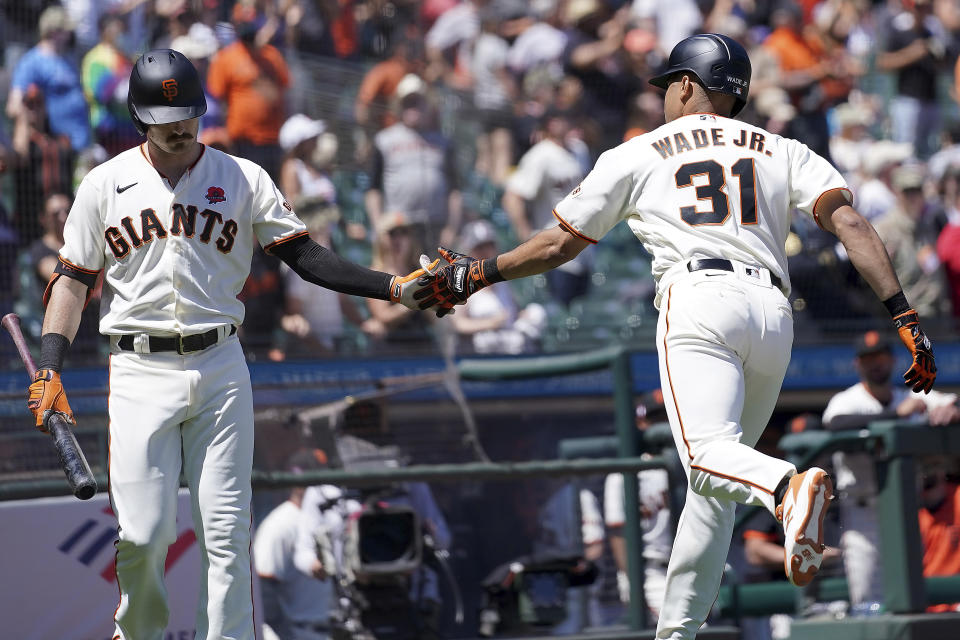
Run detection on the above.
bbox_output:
[649,33,751,116]
[127,49,207,135]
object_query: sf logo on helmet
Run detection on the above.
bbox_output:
[161,79,179,102]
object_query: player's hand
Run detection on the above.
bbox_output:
[414,247,495,318]
[389,255,442,311]
[893,310,937,393]
[27,369,75,433]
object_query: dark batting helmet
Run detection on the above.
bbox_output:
[127,49,207,135]
[648,33,751,116]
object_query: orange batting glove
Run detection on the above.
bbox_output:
[27,369,74,432]
[893,310,937,393]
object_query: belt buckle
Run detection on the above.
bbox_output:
[177,334,187,355]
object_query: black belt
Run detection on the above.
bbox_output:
[117,325,236,354]
[687,258,782,290]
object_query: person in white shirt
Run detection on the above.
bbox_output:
[822,330,959,615]
[254,449,334,640]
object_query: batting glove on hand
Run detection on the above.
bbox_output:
[414,247,502,317]
[894,310,937,393]
[27,369,75,432]
[389,255,442,311]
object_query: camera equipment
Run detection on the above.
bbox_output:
[478,552,597,637]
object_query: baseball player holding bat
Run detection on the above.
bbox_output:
[30,49,436,640]
[416,34,938,639]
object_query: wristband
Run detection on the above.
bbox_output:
[37,333,70,372]
[480,258,505,285]
[882,291,911,318]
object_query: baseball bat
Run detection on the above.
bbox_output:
[2,313,98,500]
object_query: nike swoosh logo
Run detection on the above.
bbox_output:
[116,182,138,194]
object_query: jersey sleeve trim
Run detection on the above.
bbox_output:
[56,256,101,286]
[43,258,102,308]
[811,187,853,230]
[263,230,310,254]
[552,209,598,244]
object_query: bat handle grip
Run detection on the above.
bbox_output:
[48,414,98,500]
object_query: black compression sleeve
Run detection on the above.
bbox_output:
[38,333,71,372]
[271,235,393,300]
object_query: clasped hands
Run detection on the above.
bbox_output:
[388,247,489,317]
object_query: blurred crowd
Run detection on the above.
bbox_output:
[2,0,960,362]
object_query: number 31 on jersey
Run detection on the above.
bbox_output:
[675,159,757,226]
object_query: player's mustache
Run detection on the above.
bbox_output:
[169,133,193,141]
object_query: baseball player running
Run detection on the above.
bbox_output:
[26,50,436,640]
[417,34,938,639]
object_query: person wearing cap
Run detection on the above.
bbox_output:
[822,330,959,614]
[254,449,334,640]
[279,114,338,213]
[449,220,545,353]
[365,74,462,251]
[6,5,91,152]
[874,163,950,317]
[81,13,141,156]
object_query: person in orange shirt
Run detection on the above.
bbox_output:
[918,457,960,613]
[207,6,289,181]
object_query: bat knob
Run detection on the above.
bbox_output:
[75,481,98,500]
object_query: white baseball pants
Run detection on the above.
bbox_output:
[653,269,797,639]
[108,336,255,640]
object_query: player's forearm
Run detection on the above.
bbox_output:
[828,206,903,301]
[495,226,589,280]
[42,276,87,343]
[608,531,628,572]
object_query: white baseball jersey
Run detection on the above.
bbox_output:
[58,143,306,334]
[604,469,672,564]
[553,113,850,305]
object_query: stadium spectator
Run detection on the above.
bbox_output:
[877,0,952,159]
[365,211,434,352]
[561,1,637,148]
[855,140,914,222]
[6,5,91,153]
[238,247,288,361]
[936,169,960,321]
[169,22,224,129]
[917,457,960,613]
[254,448,334,640]
[761,3,848,162]
[502,109,591,306]
[207,4,290,180]
[822,330,960,616]
[470,5,517,187]
[81,13,140,156]
[365,74,462,250]
[354,35,424,130]
[603,390,672,619]
[828,101,875,184]
[280,199,385,354]
[10,83,75,243]
[873,163,951,318]
[449,220,545,353]
[877,0,950,159]
[18,192,102,353]
[424,0,481,88]
[279,114,338,209]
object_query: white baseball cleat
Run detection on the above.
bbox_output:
[776,467,833,587]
